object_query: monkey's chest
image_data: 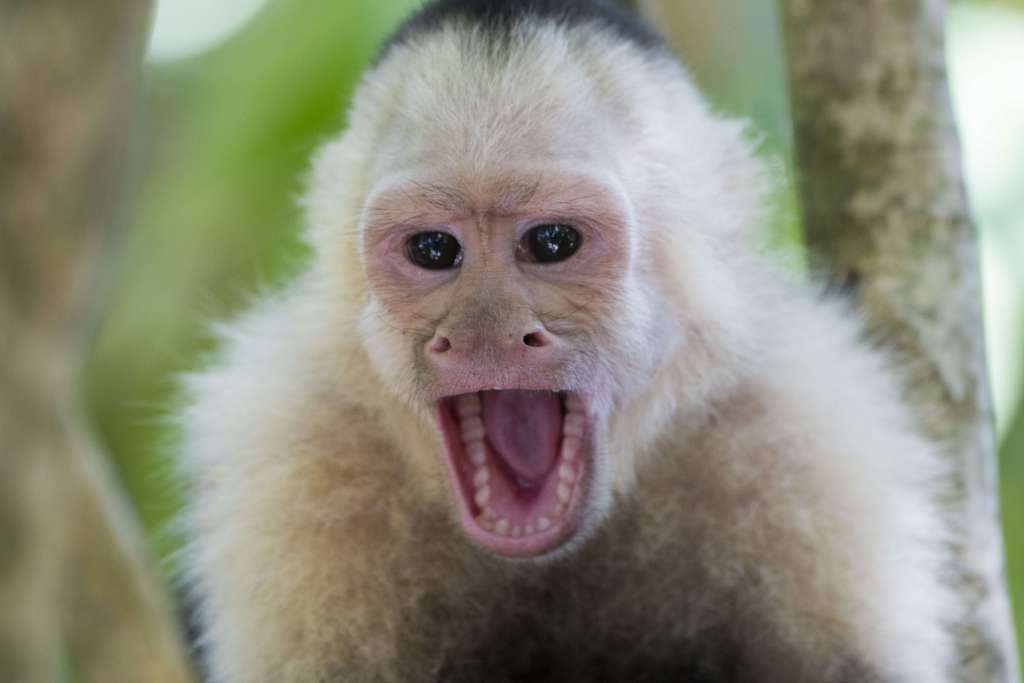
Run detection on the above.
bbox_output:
[425,545,742,682]
[432,595,741,683]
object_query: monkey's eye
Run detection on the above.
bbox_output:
[519,224,582,264]
[405,231,463,270]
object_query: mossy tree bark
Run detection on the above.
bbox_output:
[778,0,1019,680]
[0,2,194,682]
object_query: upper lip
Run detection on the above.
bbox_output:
[435,381,570,401]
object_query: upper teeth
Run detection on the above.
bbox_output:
[460,416,485,442]
[467,442,486,467]
[474,486,491,507]
[456,394,481,417]
[473,468,490,487]
[456,392,586,538]
[562,413,585,439]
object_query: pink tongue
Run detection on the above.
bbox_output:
[481,390,562,483]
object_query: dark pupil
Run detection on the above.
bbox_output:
[406,232,462,270]
[527,224,581,263]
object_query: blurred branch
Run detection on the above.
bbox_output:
[778,0,1019,681]
[0,2,194,682]
[975,0,1024,9]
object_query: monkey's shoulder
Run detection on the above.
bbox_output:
[180,288,380,469]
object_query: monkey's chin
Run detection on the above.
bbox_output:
[436,389,591,558]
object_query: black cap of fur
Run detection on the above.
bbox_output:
[377,0,667,63]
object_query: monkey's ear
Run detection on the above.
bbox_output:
[299,133,379,305]
[301,133,369,251]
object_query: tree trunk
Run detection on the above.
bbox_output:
[0,2,195,682]
[777,0,1019,680]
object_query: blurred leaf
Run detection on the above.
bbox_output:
[83,0,419,569]
[959,0,1024,9]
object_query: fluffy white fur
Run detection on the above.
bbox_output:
[180,16,956,683]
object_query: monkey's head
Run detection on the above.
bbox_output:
[305,20,762,559]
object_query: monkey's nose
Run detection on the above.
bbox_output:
[426,327,554,359]
[427,335,452,354]
[521,329,550,348]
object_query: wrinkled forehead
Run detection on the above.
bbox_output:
[362,162,632,231]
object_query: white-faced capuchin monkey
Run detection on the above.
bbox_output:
[180,1,956,680]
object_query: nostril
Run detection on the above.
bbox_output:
[522,331,547,348]
[429,336,452,354]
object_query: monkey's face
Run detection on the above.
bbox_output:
[359,160,658,558]
[332,31,711,559]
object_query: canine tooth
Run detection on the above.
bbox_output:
[477,516,494,531]
[558,463,576,484]
[561,436,581,462]
[565,393,584,412]
[460,416,485,442]
[474,485,491,507]
[495,518,510,535]
[456,394,481,417]
[525,523,535,535]
[473,467,490,487]
[537,516,552,531]
[482,505,497,520]
[562,414,585,438]
[557,482,571,503]
[467,442,486,466]
[554,503,566,517]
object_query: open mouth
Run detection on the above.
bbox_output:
[437,389,589,558]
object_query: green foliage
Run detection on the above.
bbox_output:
[82,0,419,567]
[959,0,1024,9]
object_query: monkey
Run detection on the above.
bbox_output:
[178,0,957,681]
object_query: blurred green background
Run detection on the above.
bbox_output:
[81,0,1024,657]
